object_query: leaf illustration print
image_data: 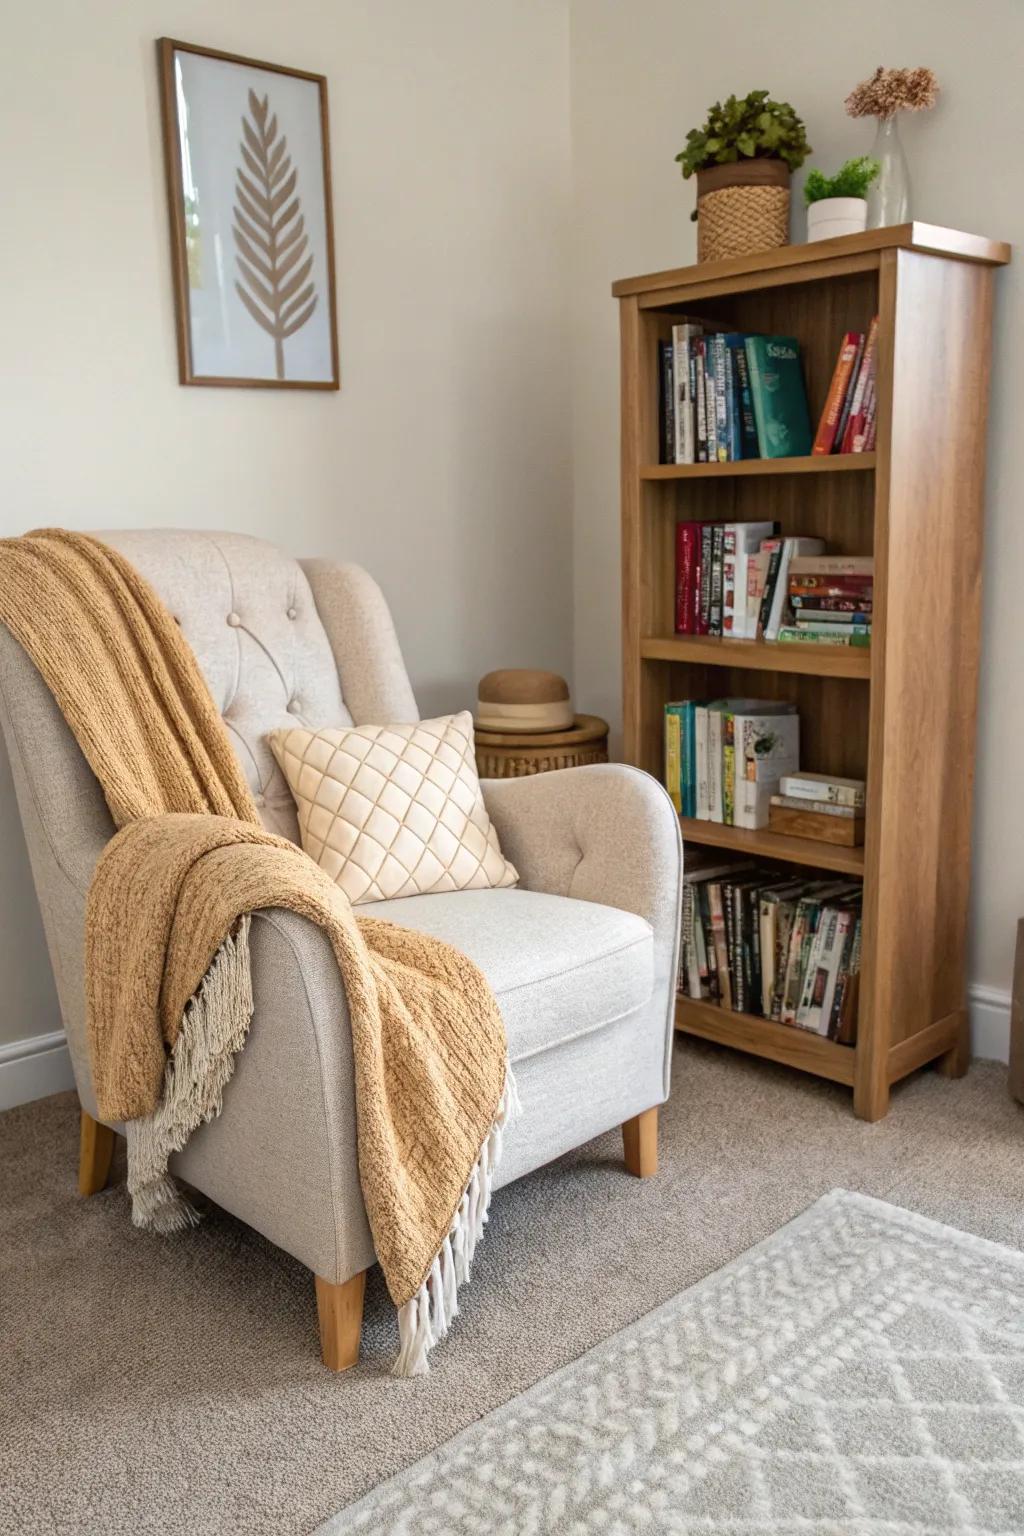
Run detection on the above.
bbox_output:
[233,89,317,379]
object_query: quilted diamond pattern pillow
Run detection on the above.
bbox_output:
[268,711,518,905]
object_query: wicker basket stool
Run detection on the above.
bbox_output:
[475,714,609,779]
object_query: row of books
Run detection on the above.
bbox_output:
[812,317,879,455]
[665,698,798,829]
[658,326,812,463]
[675,523,874,648]
[680,852,862,1041]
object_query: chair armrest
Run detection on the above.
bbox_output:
[482,763,683,1001]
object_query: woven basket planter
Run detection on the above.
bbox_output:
[696,160,790,263]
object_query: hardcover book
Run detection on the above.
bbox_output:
[744,335,813,459]
[732,706,800,830]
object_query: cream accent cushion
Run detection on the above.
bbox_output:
[268,711,518,905]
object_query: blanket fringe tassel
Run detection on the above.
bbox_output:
[393,1064,522,1378]
[124,916,254,1234]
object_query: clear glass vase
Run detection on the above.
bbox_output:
[867,115,910,228]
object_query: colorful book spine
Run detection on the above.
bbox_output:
[745,335,813,459]
[709,524,726,636]
[704,344,718,463]
[789,595,873,614]
[694,339,708,462]
[832,332,866,453]
[697,525,713,634]
[812,332,862,454]
[792,619,871,635]
[839,315,879,453]
[682,703,697,817]
[722,337,743,461]
[658,340,675,464]
[675,522,699,633]
[712,337,729,462]
[722,711,735,826]
[776,628,870,647]
[731,342,760,458]
[664,705,682,812]
[672,323,701,463]
[780,774,865,808]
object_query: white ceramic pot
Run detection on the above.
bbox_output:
[806,197,868,242]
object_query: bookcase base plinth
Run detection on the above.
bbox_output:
[674,997,855,1085]
[676,996,969,1114]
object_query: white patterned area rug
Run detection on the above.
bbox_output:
[318,1190,1024,1535]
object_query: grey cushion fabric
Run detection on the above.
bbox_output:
[373,888,653,1063]
[0,530,682,1287]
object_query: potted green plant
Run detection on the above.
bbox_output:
[675,90,811,262]
[803,156,880,242]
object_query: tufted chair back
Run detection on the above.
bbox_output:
[100,531,420,841]
[102,531,347,840]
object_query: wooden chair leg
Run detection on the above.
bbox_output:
[622,1106,658,1178]
[315,1270,366,1372]
[78,1109,115,1196]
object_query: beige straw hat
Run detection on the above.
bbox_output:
[475,669,574,734]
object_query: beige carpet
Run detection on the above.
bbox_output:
[2,1042,1023,1535]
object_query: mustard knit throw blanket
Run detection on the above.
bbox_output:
[0,530,518,1376]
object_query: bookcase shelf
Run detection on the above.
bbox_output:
[616,223,1010,1119]
[640,633,871,680]
[641,453,875,480]
[677,815,865,877]
[675,996,855,1085]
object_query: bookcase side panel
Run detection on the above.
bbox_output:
[620,295,645,764]
[860,250,994,1070]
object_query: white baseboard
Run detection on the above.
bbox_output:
[969,983,1012,1064]
[0,985,1012,1113]
[0,1029,75,1111]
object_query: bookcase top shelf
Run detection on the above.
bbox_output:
[641,454,876,480]
[640,633,871,680]
[612,222,1011,300]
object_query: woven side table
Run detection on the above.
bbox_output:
[475,713,609,779]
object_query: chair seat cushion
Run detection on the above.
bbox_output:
[367,888,654,1062]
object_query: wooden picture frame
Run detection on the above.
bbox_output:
[157,38,340,390]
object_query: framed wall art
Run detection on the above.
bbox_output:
[157,38,339,389]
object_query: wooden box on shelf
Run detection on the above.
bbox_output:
[767,802,865,847]
[614,223,1010,1120]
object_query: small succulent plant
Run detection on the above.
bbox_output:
[803,156,880,206]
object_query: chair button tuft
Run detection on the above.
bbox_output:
[287,607,297,620]
[227,611,241,627]
[254,794,266,808]
[288,698,301,713]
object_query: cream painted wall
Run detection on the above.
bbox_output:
[3,0,1021,1070]
[0,0,571,1048]
[568,0,1024,1004]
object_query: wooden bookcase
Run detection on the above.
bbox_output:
[613,223,1010,1120]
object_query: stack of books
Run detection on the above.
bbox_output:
[665,698,798,829]
[769,773,866,848]
[680,852,862,1041]
[777,555,873,648]
[812,317,879,455]
[659,325,812,463]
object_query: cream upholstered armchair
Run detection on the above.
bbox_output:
[0,531,681,1370]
